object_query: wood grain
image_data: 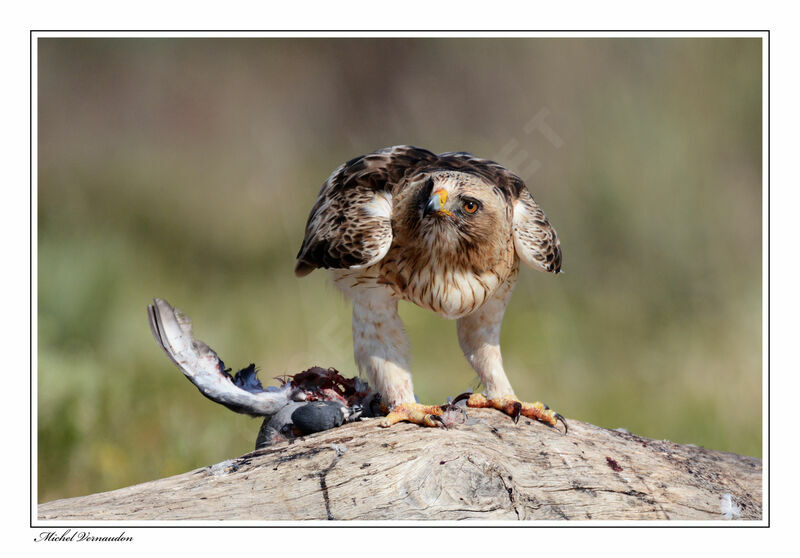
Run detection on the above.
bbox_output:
[38,410,762,521]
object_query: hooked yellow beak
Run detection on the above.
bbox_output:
[425,189,454,217]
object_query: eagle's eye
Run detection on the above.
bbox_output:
[462,200,479,214]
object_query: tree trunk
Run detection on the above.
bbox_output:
[37,410,762,521]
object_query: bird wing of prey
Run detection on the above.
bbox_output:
[147,297,301,416]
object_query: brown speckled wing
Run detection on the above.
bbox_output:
[294,146,439,276]
[512,188,562,273]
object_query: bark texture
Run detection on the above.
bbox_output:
[38,410,762,521]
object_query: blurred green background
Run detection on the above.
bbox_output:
[37,38,762,503]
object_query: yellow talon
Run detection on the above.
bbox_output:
[465,393,567,433]
[379,402,445,428]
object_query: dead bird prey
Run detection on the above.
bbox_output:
[148,298,380,447]
[147,298,465,447]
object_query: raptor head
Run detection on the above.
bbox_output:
[409,170,515,267]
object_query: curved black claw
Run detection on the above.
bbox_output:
[510,401,523,424]
[429,414,446,427]
[553,413,568,435]
[451,392,472,405]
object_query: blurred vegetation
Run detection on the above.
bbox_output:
[37,38,762,502]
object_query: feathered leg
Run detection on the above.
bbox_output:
[456,274,566,432]
[334,271,446,427]
[351,289,414,407]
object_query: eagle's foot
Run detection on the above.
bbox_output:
[460,393,568,434]
[378,402,446,428]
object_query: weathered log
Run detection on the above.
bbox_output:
[37,410,762,521]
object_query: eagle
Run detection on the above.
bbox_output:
[294,145,565,430]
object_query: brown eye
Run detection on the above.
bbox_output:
[463,200,479,214]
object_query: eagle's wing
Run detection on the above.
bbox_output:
[436,151,562,274]
[511,187,562,273]
[294,145,438,276]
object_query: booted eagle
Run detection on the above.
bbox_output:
[295,146,565,429]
